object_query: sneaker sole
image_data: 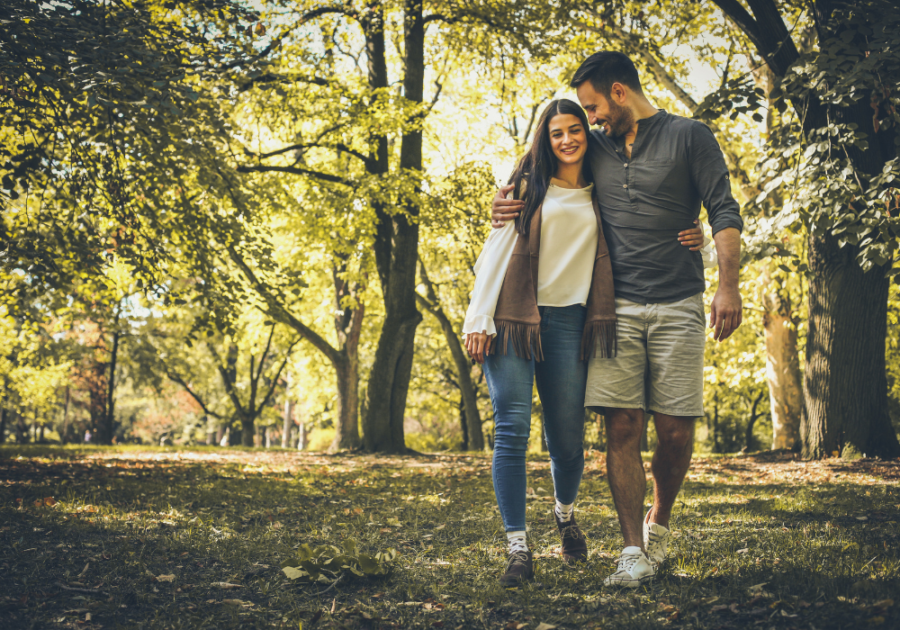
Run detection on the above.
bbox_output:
[604,574,654,588]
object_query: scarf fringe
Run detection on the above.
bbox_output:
[495,321,544,362]
[580,319,617,361]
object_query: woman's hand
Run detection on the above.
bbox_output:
[678,219,707,251]
[465,332,493,364]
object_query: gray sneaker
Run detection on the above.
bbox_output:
[643,518,670,571]
[603,546,655,588]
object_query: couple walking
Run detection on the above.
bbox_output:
[463,51,743,588]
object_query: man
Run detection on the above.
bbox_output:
[491,51,743,587]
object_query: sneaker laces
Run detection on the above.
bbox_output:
[615,551,643,573]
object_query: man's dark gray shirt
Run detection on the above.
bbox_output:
[587,110,743,304]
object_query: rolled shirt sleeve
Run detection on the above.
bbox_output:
[689,123,744,236]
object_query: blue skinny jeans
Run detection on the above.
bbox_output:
[483,304,587,532]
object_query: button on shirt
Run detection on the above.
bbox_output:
[587,110,743,304]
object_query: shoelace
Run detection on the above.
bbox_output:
[560,523,585,541]
[507,551,530,569]
[615,552,642,573]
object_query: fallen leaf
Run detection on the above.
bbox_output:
[43,497,57,507]
[223,598,252,606]
[535,623,557,630]
[211,582,242,589]
[156,574,175,582]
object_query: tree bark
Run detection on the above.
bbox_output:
[803,231,899,458]
[416,262,484,451]
[362,0,425,453]
[713,0,900,459]
[330,264,364,451]
[0,406,5,444]
[297,420,308,451]
[745,391,765,451]
[96,326,119,445]
[763,281,803,450]
[281,386,293,449]
[61,386,71,445]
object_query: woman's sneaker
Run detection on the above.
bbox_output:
[643,518,670,571]
[603,546,655,588]
[555,512,588,563]
[499,550,534,587]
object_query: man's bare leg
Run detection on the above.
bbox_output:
[646,413,695,528]
[605,408,647,549]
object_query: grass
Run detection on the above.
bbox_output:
[1,445,898,629]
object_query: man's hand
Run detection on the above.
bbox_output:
[491,184,523,229]
[709,227,742,342]
[465,332,493,364]
[678,220,706,251]
[709,286,742,341]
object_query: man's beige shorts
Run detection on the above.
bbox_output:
[585,293,706,417]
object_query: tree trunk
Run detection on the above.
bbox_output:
[297,421,308,451]
[0,406,5,444]
[61,386,71,445]
[763,280,803,450]
[712,0,900,461]
[241,417,254,447]
[97,327,120,445]
[282,399,293,449]
[416,263,484,451]
[362,0,425,453]
[15,411,28,443]
[330,265,364,452]
[331,353,361,451]
[216,424,226,446]
[457,396,468,451]
[803,231,900,458]
[745,391,765,452]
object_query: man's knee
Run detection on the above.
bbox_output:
[605,409,644,447]
[655,416,695,450]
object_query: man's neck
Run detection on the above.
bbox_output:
[626,97,660,138]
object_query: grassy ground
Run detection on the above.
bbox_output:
[1,445,898,629]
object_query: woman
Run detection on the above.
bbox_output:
[463,99,710,587]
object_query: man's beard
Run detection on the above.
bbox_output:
[605,99,635,138]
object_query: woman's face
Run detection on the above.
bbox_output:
[548,113,587,166]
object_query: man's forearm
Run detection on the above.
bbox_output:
[713,227,740,291]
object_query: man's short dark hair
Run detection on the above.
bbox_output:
[570,51,643,96]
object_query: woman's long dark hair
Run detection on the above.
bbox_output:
[508,98,592,236]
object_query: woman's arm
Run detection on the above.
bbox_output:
[463,221,518,362]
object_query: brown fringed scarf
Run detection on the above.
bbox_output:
[493,193,617,362]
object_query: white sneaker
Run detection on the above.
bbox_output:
[643,517,670,571]
[603,546,655,588]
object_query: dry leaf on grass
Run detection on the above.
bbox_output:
[536,623,557,630]
[211,582,242,589]
[156,575,175,582]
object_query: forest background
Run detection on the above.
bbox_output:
[2,0,900,460]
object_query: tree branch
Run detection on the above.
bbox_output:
[165,369,223,420]
[227,246,341,366]
[235,164,350,185]
[244,142,371,165]
[206,342,248,419]
[710,0,764,53]
[254,337,301,417]
[238,72,331,93]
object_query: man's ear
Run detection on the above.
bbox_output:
[610,82,628,105]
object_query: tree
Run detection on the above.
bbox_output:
[707,0,900,458]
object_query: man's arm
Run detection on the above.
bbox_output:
[688,122,743,341]
[491,184,523,228]
[710,227,741,341]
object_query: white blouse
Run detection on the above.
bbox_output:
[462,183,718,337]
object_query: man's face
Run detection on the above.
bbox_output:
[576,82,634,138]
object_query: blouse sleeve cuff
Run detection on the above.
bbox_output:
[462,314,497,337]
[700,235,718,269]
